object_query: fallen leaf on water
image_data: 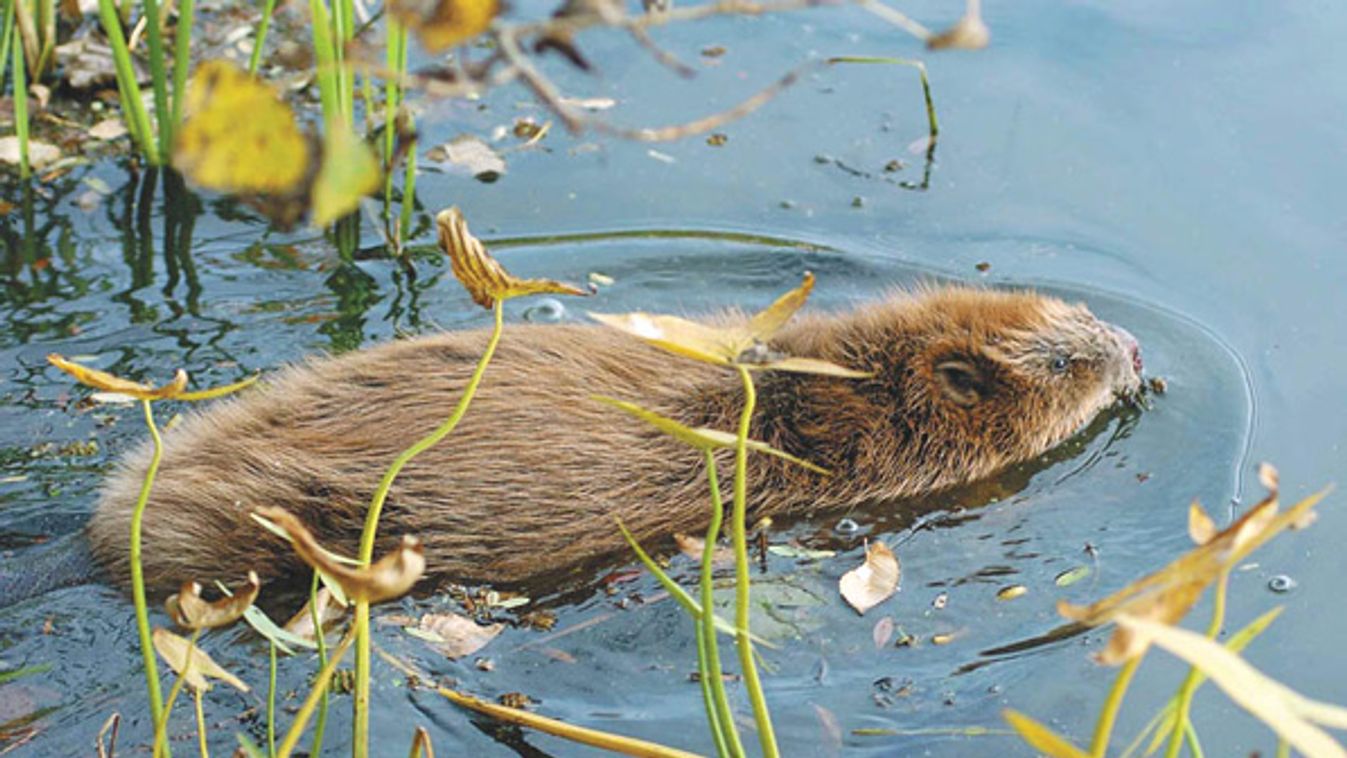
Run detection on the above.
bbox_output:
[996,585,1027,601]
[1053,566,1091,587]
[674,533,732,566]
[428,134,505,182]
[839,541,900,615]
[413,612,504,659]
[254,507,425,604]
[282,587,347,643]
[0,137,62,169]
[88,119,128,141]
[166,572,260,629]
[152,628,250,693]
[48,354,187,400]
[559,96,617,111]
[872,616,895,648]
[767,545,836,560]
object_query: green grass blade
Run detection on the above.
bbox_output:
[139,0,171,155]
[96,0,158,162]
[248,0,277,75]
[10,14,27,179]
[170,0,193,130]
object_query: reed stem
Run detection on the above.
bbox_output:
[701,449,744,757]
[132,399,169,757]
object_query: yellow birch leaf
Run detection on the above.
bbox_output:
[437,206,589,309]
[254,507,425,604]
[152,627,250,693]
[165,572,260,629]
[1003,710,1090,758]
[310,124,382,228]
[172,61,310,196]
[390,0,499,53]
[839,541,900,615]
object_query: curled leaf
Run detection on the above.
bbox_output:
[166,572,260,629]
[48,354,187,400]
[839,541,900,615]
[283,587,347,643]
[437,206,589,309]
[589,272,871,377]
[593,395,829,474]
[254,507,425,604]
[1188,500,1216,545]
[412,612,504,659]
[152,628,250,693]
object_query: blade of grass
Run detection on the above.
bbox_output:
[139,0,172,156]
[248,0,277,75]
[700,449,744,757]
[277,629,355,758]
[267,640,278,757]
[97,0,158,162]
[307,570,331,757]
[0,0,15,93]
[382,18,406,220]
[131,399,169,756]
[11,14,28,179]
[307,0,338,127]
[170,0,193,130]
[1164,572,1231,758]
[1090,653,1143,757]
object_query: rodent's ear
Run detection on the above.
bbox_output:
[934,358,985,407]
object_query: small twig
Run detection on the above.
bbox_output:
[627,26,696,78]
[495,28,586,133]
[856,0,931,40]
[96,713,121,758]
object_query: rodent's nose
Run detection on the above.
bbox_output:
[1109,324,1143,373]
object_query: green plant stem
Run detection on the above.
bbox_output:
[693,625,729,758]
[307,0,337,127]
[1183,720,1203,758]
[170,0,193,130]
[398,126,417,242]
[248,0,277,75]
[11,18,27,180]
[1163,572,1230,758]
[1275,739,1289,758]
[1090,653,1143,758]
[96,0,157,162]
[140,0,171,156]
[267,640,278,757]
[194,688,209,758]
[334,0,353,121]
[701,450,743,758]
[0,0,16,95]
[352,299,505,757]
[307,571,330,757]
[382,19,406,219]
[277,630,355,758]
[731,365,778,758]
[132,399,169,756]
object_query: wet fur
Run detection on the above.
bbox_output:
[90,287,1141,596]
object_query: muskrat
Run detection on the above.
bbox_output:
[87,286,1143,596]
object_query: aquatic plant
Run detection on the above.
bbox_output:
[1004,466,1341,757]
[592,272,871,757]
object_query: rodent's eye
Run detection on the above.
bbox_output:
[1050,355,1070,374]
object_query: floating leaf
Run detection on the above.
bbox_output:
[88,119,128,140]
[173,61,310,195]
[0,137,60,168]
[1053,566,1091,587]
[254,507,425,604]
[1115,614,1347,758]
[310,124,381,227]
[152,628,249,693]
[839,541,900,615]
[166,572,260,629]
[389,0,498,53]
[674,533,732,566]
[589,272,871,377]
[413,612,504,659]
[48,354,187,400]
[429,134,506,182]
[593,395,829,474]
[996,585,1027,601]
[1059,475,1330,664]
[437,206,589,309]
[872,616,895,648]
[1003,710,1090,758]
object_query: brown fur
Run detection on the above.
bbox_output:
[89,286,1143,595]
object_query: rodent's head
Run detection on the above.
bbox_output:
[805,287,1145,485]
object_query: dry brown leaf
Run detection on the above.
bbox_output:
[165,572,260,629]
[429,134,505,182]
[436,206,589,309]
[674,533,733,566]
[839,541,900,615]
[0,137,61,169]
[255,507,425,604]
[151,628,249,693]
[283,587,347,642]
[415,612,505,659]
[88,119,129,141]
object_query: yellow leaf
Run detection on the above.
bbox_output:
[746,271,814,339]
[152,628,250,693]
[255,507,425,604]
[390,0,498,53]
[48,354,187,400]
[1188,500,1216,545]
[310,124,382,228]
[592,395,830,473]
[1115,614,1347,758]
[282,587,347,643]
[175,373,261,401]
[437,206,589,308]
[172,61,310,196]
[753,356,873,378]
[1003,710,1090,758]
[839,541,900,615]
[165,572,260,629]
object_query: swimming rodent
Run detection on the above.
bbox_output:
[87,286,1144,597]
